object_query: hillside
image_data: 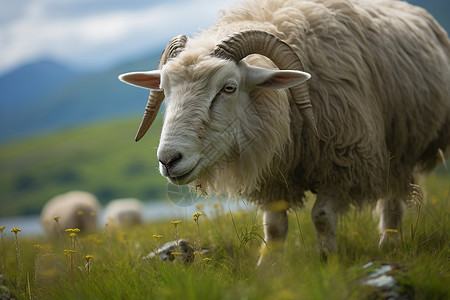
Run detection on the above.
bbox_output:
[0,115,448,218]
[0,117,167,217]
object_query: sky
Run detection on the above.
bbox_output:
[0,0,238,75]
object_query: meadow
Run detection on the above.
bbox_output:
[0,173,448,299]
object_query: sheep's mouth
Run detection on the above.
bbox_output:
[167,165,200,185]
[168,173,195,185]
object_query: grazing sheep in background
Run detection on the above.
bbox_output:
[41,191,100,235]
[119,0,450,265]
[104,198,143,228]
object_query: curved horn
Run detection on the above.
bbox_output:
[212,30,318,137]
[135,35,188,142]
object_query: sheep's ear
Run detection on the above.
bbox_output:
[118,71,161,90]
[243,63,310,89]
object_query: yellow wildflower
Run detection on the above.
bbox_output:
[153,234,163,239]
[33,244,41,249]
[10,227,21,233]
[85,255,93,262]
[53,216,61,221]
[203,257,212,262]
[193,212,203,221]
[171,252,182,257]
[0,225,6,232]
[69,233,76,237]
[171,220,182,229]
[385,229,398,233]
[77,210,84,216]
[193,251,204,256]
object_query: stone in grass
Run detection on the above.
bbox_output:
[144,239,205,263]
[0,274,16,300]
[0,284,16,300]
[359,261,414,300]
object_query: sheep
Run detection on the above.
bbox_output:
[41,191,100,235]
[104,198,143,228]
[119,0,450,264]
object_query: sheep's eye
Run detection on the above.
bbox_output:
[223,84,236,93]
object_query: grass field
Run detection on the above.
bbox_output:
[0,173,448,299]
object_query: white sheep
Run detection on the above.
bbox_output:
[104,198,143,228]
[41,191,100,235]
[119,0,450,264]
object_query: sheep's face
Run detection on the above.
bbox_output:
[119,54,309,186]
[157,57,244,185]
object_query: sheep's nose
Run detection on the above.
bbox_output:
[159,153,183,170]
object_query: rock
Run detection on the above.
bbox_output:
[144,239,209,263]
[0,284,16,300]
[144,239,194,262]
[359,261,413,300]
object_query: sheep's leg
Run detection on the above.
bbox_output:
[257,209,288,267]
[311,194,338,258]
[376,197,403,249]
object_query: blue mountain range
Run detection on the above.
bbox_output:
[0,54,161,144]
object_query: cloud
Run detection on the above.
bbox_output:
[0,0,236,74]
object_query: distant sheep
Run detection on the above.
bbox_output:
[119,0,449,264]
[104,198,143,228]
[41,191,100,235]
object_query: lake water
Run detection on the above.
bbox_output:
[0,199,254,236]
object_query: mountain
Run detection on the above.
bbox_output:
[0,53,161,144]
[0,59,78,116]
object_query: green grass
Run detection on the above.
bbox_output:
[0,175,448,299]
[0,117,166,217]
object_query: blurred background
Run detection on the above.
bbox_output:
[0,0,448,227]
